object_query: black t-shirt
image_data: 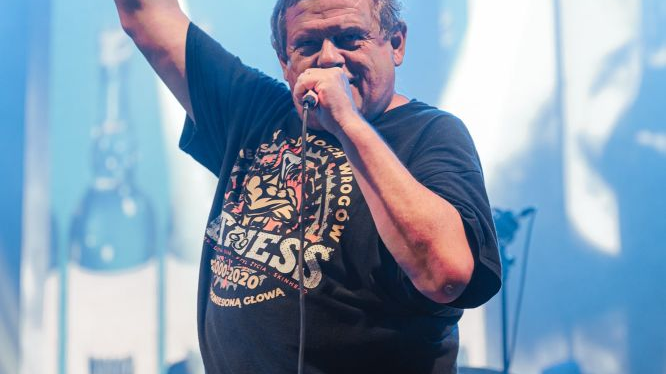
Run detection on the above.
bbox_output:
[180,23,501,374]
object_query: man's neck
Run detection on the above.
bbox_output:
[385,93,410,113]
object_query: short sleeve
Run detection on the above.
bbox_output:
[406,114,502,309]
[179,23,292,175]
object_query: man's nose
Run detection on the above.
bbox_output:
[317,39,345,68]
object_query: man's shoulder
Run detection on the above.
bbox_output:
[385,100,470,136]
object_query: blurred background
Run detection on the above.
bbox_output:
[1,0,664,373]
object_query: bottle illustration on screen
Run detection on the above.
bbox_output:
[65,28,159,374]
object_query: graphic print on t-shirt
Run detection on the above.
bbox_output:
[204,129,354,308]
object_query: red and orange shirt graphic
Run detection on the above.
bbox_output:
[204,129,353,309]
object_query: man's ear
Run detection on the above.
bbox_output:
[390,21,407,67]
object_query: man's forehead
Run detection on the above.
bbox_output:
[284,0,378,36]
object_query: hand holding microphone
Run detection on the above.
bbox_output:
[294,67,360,135]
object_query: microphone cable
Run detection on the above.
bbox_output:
[297,95,316,374]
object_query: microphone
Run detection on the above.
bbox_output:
[518,206,536,217]
[492,206,537,247]
[302,90,318,109]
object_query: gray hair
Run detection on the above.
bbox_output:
[270,0,404,62]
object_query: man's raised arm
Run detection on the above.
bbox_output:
[114,0,193,119]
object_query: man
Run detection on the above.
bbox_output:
[114,0,501,372]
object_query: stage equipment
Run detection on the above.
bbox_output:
[493,207,537,374]
[458,368,503,374]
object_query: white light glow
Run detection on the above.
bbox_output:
[560,0,641,255]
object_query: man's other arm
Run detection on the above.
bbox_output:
[114,0,193,119]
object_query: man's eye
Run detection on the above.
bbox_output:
[336,34,363,49]
[295,40,321,55]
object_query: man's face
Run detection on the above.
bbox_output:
[279,0,406,122]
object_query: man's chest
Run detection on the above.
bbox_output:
[204,128,370,310]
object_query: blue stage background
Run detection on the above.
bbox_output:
[2,1,665,373]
